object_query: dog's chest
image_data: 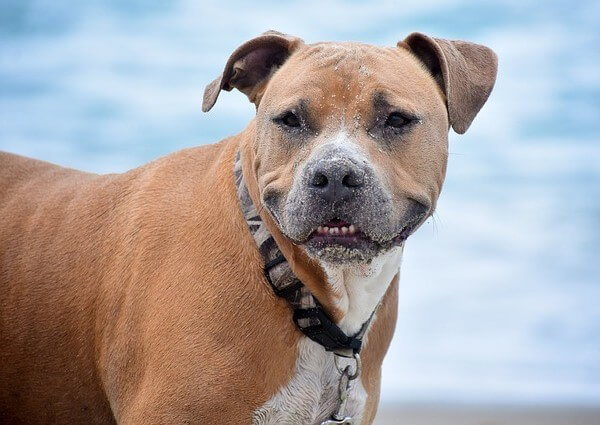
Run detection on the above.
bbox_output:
[252,338,367,425]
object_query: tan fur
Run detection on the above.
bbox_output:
[1,32,496,424]
[0,138,302,423]
[253,42,450,214]
[360,275,399,424]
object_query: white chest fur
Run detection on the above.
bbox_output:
[252,338,367,425]
[253,246,403,425]
[327,246,404,335]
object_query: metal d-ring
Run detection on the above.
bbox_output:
[334,352,362,380]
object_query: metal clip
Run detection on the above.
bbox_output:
[320,371,353,424]
[320,353,361,425]
[320,416,353,425]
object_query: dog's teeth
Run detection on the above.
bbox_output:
[318,224,355,236]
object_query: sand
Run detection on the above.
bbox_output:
[373,403,600,425]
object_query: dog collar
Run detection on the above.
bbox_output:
[234,150,372,357]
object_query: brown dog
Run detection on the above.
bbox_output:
[0,31,497,424]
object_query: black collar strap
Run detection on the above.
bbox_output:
[234,151,372,358]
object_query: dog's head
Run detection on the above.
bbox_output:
[204,31,497,265]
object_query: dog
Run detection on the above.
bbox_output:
[0,31,497,424]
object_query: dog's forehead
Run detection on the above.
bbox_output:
[267,41,439,109]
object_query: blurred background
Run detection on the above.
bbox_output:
[1,0,599,423]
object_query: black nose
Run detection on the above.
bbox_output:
[309,159,365,202]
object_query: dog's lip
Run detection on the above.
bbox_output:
[307,230,370,250]
[305,214,427,248]
[392,222,418,243]
[321,218,351,227]
[392,212,428,243]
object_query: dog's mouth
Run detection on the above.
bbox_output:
[306,217,421,253]
[308,219,368,248]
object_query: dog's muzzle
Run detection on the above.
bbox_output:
[267,144,430,263]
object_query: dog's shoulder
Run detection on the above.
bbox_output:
[0,151,84,190]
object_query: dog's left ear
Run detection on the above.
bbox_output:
[399,33,498,134]
[202,31,304,112]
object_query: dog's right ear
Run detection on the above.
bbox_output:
[202,31,304,112]
[400,33,498,134]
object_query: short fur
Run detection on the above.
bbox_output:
[0,31,497,424]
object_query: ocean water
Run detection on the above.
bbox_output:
[1,0,599,405]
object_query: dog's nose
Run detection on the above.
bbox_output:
[309,159,365,203]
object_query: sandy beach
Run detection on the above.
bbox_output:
[374,404,600,425]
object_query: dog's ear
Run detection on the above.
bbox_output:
[202,31,304,112]
[399,33,498,134]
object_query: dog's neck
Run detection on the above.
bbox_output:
[239,133,402,334]
[320,247,403,335]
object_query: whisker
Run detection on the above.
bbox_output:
[431,211,440,237]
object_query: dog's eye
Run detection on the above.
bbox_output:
[280,111,301,128]
[385,112,410,129]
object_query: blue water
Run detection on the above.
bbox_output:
[2,0,599,405]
